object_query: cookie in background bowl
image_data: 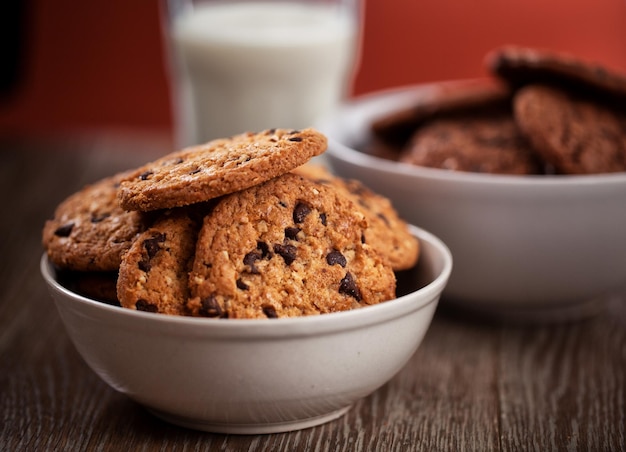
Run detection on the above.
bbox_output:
[514,84,626,174]
[486,45,626,103]
[400,112,542,175]
[370,78,512,150]
[486,46,626,175]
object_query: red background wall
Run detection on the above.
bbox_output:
[1,0,625,138]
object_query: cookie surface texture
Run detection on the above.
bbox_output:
[118,128,327,211]
[117,208,202,315]
[514,84,626,174]
[293,164,419,270]
[188,173,396,319]
[42,171,148,271]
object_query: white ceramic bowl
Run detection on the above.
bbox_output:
[318,84,626,321]
[41,225,451,434]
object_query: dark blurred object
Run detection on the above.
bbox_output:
[0,0,29,101]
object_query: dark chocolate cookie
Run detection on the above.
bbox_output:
[486,45,626,104]
[400,113,541,175]
[514,84,626,174]
[371,79,512,149]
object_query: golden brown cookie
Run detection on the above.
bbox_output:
[187,173,396,319]
[118,128,327,212]
[513,84,626,174]
[292,164,419,270]
[117,208,205,315]
[42,171,149,272]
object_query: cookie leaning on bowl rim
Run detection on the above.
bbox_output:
[116,207,208,316]
[118,128,328,212]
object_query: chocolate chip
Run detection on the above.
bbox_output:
[139,233,166,272]
[288,136,303,142]
[339,272,362,301]
[326,250,346,267]
[135,299,158,313]
[243,241,272,274]
[284,227,301,240]
[274,243,297,265]
[236,278,249,290]
[257,241,270,258]
[144,233,166,259]
[138,260,151,273]
[54,223,74,237]
[293,202,311,223]
[377,212,390,227]
[243,251,261,274]
[199,295,224,318]
[139,171,153,180]
[263,305,278,318]
[90,213,110,223]
[319,213,327,226]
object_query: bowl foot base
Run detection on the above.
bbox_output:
[147,404,352,434]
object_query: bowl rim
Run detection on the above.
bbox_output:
[41,224,452,338]
[320,82,626,188]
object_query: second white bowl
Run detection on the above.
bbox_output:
[319,84,626,320]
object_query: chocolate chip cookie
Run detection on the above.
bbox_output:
[118,128,327,212]
[117,207,205,315]
[514,84,626,174]
[42,171,149,271]
[187,173,396,319]
[292,164,419,270]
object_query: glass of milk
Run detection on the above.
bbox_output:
[163,0,361,147]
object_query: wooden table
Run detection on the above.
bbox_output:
[1,136,625,451]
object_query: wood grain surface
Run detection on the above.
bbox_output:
[1,138,624,451]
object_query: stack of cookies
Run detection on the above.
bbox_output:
[42,128,419,319]
[369,46,626,175]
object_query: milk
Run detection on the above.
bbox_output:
[169,1,358,146]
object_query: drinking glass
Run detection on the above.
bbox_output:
[162,0,362,147]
